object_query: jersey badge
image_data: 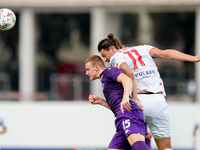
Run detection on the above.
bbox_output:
[110,58,116,67]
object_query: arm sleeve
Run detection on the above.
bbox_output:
[107,67,125,81]
[110,53,126,69]
[144,45,155,53]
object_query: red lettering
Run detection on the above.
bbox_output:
[123,49,146,70]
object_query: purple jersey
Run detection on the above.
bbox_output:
[100,67,145,149]
[100,67,141,117]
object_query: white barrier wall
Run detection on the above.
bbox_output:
[0,101,199,149]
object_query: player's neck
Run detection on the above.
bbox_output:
[98,67,106,79]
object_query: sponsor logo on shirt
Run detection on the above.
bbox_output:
[135,70,155,78]
[135,70,155,82]
[108,68,112,71]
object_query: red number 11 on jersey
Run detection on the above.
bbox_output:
[123,49,146,70]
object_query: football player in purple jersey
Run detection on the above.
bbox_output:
[85,55,151,150]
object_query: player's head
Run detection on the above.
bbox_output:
[98,33,124,62]
[85,55,106,81]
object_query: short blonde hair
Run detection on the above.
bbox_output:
[85,55,105,68]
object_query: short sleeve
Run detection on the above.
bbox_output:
[107,67,125,81]
[143,45,155,53]
[110,53,126,69]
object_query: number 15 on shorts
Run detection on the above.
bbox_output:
[122,119,131,134]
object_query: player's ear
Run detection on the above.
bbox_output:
[110,46,116,52]
[109,46,114,51]
[95,64,99,71]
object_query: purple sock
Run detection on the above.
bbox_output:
[132,141,152,150]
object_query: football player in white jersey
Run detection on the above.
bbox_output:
[193,114,200,150]
[97,33,200,150]
[0,114,6,134]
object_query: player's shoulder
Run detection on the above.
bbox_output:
[106,67,119,71]
[134,44,154,49]
[105,67,122,75]
[110,53,124,67]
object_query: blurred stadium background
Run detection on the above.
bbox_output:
[0,0,200,149]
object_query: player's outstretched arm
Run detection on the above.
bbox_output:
[150,47,200,62]
[88,95,111,110]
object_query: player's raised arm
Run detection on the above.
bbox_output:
[150,47,200,62]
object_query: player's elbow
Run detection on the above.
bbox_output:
[161,50,174,59]
[125,70,135,80]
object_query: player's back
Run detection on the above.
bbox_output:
[101,67,141,117]
[110,45,166,95]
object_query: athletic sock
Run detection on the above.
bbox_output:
[132,141,152,150]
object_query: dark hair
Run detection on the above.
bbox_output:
[98,33,124,52]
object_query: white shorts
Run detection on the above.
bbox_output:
[137,94,171,139]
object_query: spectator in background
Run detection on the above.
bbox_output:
[0,114,6,134]
[193,114,200,150]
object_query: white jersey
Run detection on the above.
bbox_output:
[110,45,166,96]
[195,115,200,149]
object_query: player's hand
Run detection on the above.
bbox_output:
[197,54,200,62]
[145,131,152,140]
[120,97,132,114]
[88,95,102,105]
[134,100,144,111]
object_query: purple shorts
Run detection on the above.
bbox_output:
[108,109,145,149]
